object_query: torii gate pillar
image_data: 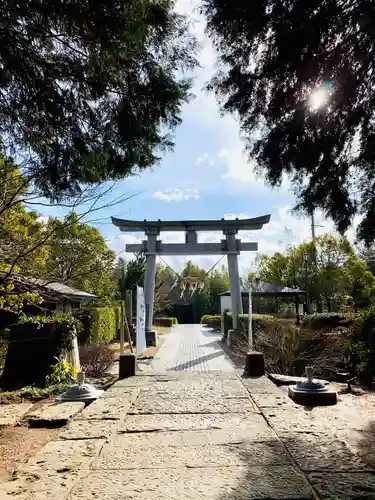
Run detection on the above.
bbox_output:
[144,228,159,346]
[224,228,243,329]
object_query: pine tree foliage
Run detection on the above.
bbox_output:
[0,0,197,198]
[202,0,375,243]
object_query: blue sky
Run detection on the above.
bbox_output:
[37,0,358,276]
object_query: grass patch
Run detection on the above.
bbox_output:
[0,383,71,404]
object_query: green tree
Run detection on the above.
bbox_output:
[257,235,375,312]
[0,0,197,199]
[114,255,146,300]
[203,0,375,243]
[0,156,48,310]
[42,212,116,299]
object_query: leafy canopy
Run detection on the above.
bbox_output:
[257,235,375,311]
[203,0,375,243]
[0,0,197,199]
[43,212,116,299]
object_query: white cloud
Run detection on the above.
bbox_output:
[195,152,215,166]
[152,188,200,202]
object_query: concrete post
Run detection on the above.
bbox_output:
[224,229,243,330]
[143,228,159,346]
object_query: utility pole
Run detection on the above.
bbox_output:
[310,211,316,241]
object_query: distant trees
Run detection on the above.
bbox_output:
[255,235,375,312]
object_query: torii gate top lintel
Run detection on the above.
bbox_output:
[111,214,271,233]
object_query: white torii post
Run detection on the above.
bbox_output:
[143,227,159,346]
[224,228,243,329]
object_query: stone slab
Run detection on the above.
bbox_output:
[1,469,81,500]
[70,467,314,499]
[17,438,104,474]
[261,408,334,433]
[101,386,140,399]
[269,373,329,386]
[129,395,256,414]
[335,430,375,468]
[0,403,33,426]
[241,377,284,394]
[114,373,239,387]
[26,402,85,426]
[281,432,369,471]
[93,431,290,469]
[251,393,300,409]
[139,386,248,399]
[79,395,136,420]
[58,419,119,440]
[120,412,275,438]
[117,428,275,447]
[308,472,375,499]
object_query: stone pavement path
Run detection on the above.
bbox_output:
[151,324,234,373]
[2,330,375,499]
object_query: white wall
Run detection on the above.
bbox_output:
[220,295,232,333]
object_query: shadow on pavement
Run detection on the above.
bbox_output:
[167,350,227,371]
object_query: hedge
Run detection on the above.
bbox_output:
[153,316,178,328]
[223,312,278,334]
[200,315,221,329]
[301,313,356,330]
[74,307,118,344]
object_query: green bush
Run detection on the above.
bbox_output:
[346,306,375,384]
[153,316,178,328]
[223,311,278,334]
[91,307,117,343]
[73,308,93,344]
[114,306,121,335]
[74,307,118,344]
[200,315,221,329]
[301,313,355,330]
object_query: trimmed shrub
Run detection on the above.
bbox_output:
[154,316,178,328]
[91,307,117,344]
[200,315,221,329]
[301,313,355,330]
[74,307,118,344]
[79,344,116,377]
[114,306,121,336]
[223,312,279,334]
[73,308,92,344]
[345,306,375,384]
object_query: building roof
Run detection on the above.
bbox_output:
[0,272,98,302]
[33,279,98,301]
[220,281,305,296]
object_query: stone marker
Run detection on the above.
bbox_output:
[244,351,265,377]
[0,403,33,426]
[119,353,136,379]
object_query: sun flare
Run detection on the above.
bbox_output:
[309,87,329,111]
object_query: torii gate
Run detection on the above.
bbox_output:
[112,215,271,345]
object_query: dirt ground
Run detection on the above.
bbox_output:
[0,425,58,481]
